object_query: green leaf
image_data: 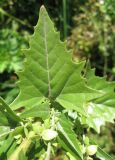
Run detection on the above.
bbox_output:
[90,139,113,160]
[0,126,23,140]
[96,146,113,160]
[0,135,14,156]
[0,97,21,123]
[57,114,82,160]
[85,67,115,132]
[94,93,115,108]
[9,6,102,117]
[1,5,114,160]
[20,102,50,120]
[85,67,115,93]
[56,63,101,115]
[7,141,17,158]
[0,126,10,137]
[86,100,115,133]
[18,150,28,160]
[0,111,9,126]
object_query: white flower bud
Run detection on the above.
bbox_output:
[42,129,58,141]
[86,145,97,156]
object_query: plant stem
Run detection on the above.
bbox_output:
[63,0,67,38]
[45,142,51,160]
[0,8,32,28]
[45,109,56,160]
[103,56,108,76]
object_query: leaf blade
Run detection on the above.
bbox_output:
[0,97,21,123]
[20,102,50,120]
[57,114,83,160]
[10,7,100,113]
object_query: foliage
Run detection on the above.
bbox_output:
[0,28,25,73]
[0,7,115,160]
[68,0,115,78]
[0,0,64,102]
[104,0,115,21]
[0,23,28,102]
[0,4,29,101]
[90,124,115,158]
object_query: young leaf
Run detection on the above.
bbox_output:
[57,114,83,160]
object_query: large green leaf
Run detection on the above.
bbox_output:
[0,5,114,160]
[10,6,101,116]
[57,114,83,160]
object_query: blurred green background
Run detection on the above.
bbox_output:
[0,0,115,158]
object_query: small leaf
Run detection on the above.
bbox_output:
[32,122,42,135]
[0,97,21,123]
[0,126,23,140]
[57,114,82,160]
[0,135,14,156]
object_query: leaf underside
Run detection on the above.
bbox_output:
[10,7,101,115]
[9,6,115,132]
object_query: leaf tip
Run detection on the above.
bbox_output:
[40,5,47,12]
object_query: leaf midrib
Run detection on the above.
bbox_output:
[43,16,51,98]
